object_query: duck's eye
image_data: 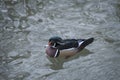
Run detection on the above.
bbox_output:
[48,41,54,45]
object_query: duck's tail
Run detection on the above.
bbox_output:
[77,38,94,52]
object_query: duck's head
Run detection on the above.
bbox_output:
[48,36,63,47]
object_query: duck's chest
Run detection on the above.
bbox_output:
[46,46,59,57]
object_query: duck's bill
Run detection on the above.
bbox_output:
[44,45,48,48]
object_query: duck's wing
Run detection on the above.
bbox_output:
[56,39,86,50]
[57,41,78,50]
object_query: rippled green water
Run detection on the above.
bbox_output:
[0,0,120,80]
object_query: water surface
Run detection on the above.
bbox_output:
[0,0,120,80]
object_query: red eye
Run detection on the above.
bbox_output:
[48,41,54,45]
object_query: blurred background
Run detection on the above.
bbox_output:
[0,0,120,80]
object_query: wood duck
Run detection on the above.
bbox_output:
[45,36,94,58]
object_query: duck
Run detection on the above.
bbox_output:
[45,36,94,58]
